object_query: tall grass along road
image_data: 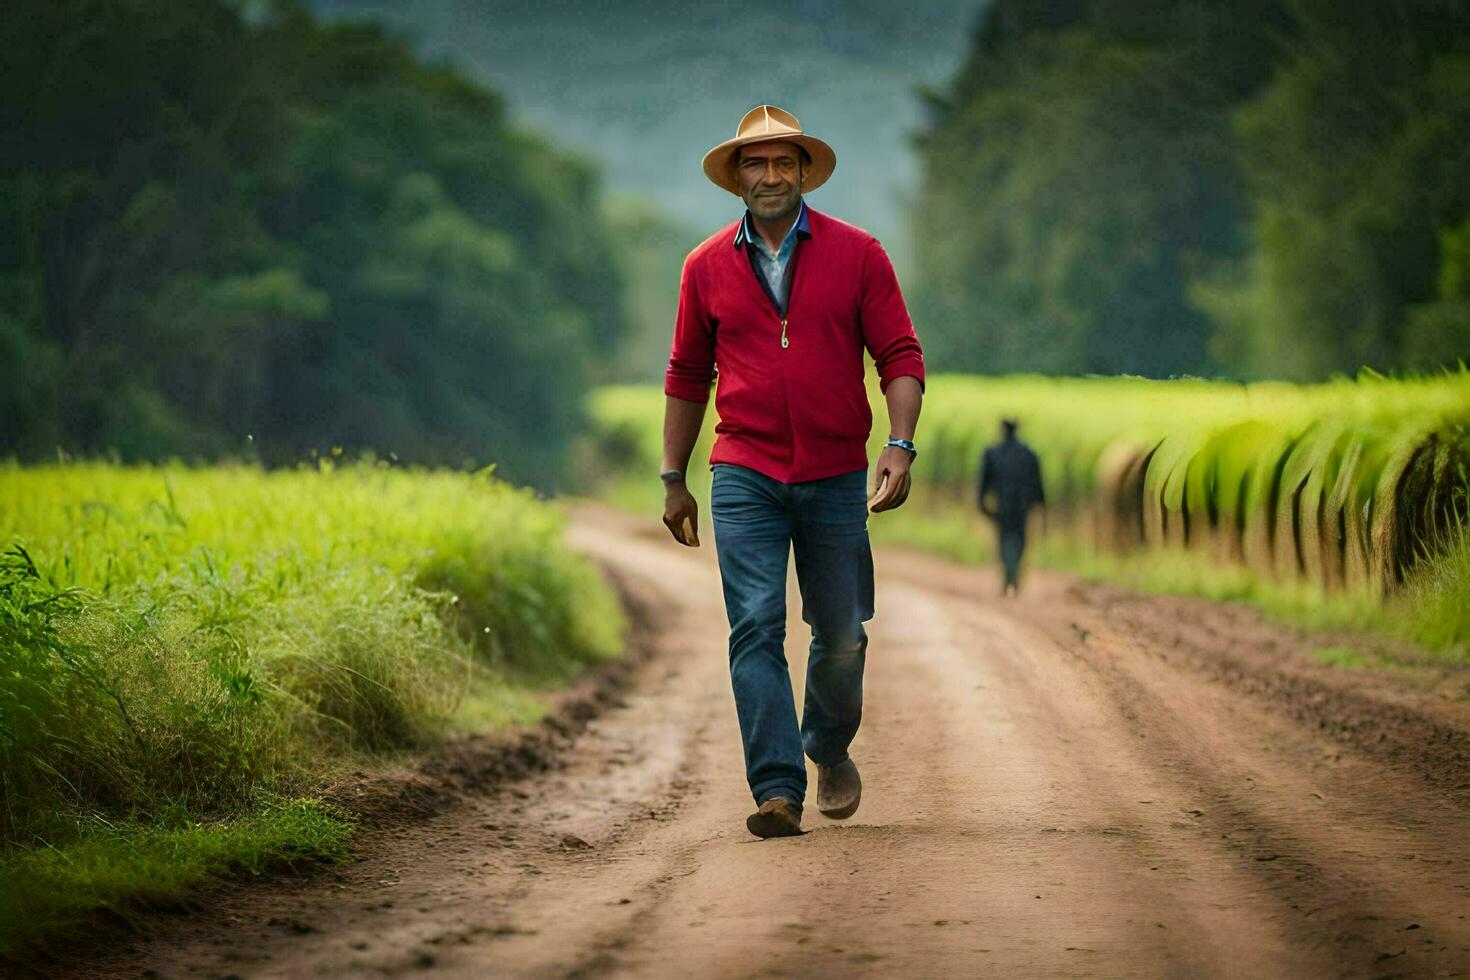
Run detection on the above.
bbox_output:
[0,460,623,960]
[589,372,1470,659]
[62,501,1470,978]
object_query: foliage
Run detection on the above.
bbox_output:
[0,799,352,958]
[913,0,1470,380]
[1396,522,1470,651]
[602,196,702,383]
[0,459,623,857]
[0,0,625,488]
[1202,1,1470,380]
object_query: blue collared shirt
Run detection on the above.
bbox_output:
[733,198,810,315]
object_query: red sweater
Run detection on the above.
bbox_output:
[664,206,926,484]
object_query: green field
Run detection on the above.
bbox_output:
[585,372,1470,659]
[0,459,623,956]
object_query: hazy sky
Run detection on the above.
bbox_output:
[308,0,983,265]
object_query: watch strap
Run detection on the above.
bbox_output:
[885,437,917,457]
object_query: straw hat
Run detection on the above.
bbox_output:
[702,105,836,197]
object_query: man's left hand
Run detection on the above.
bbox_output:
[869,445,914,512]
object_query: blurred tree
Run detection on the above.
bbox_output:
[1404,214,1470,371]
[912,0,1282,377]
[601,195,701,383]
[913,0,1468,380]
[1202,0,1470,379]
[0,0,625,487]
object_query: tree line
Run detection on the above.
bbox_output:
[912,0,1470,381]
[0,0,625,488]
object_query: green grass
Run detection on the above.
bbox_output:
[450,673,551,734]
[0,799,352,956]
[867,503,996,566]
[1394,523,1470,652]
[0,458,625,958]
[1310,646,1376,669]
[867,498,1468,664]
[1041,534,1467,663]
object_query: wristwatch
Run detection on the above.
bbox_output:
[660,468,685,484]
[885,437,917,458]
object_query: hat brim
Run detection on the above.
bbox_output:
[701,133,836,197]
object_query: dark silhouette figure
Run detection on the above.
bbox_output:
[977,418,1045,596]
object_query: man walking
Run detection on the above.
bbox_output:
[978,418,1045,596]
[659,105,925,839]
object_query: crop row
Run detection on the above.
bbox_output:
[587,372,1470,595]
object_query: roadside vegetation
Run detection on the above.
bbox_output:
[584,373,1469,661]
[0,459,624,958]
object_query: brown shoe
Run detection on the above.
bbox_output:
[816,757,861,819]
[746,797,803,839]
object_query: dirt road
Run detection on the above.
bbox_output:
[70,502,1470,978]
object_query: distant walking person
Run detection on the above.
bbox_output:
[978,418,1045,596]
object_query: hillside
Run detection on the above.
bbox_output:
[306,0,982,266]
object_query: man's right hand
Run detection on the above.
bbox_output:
[662,483,701,547]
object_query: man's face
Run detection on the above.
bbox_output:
[736,141,804,221]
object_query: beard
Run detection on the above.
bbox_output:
[744,184,800,220]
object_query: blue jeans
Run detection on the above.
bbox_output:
[709,463,875,808]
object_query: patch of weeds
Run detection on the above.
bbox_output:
[0,799,352,960]
[1309,645,1375,669]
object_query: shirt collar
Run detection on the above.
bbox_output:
[733,198,810,249]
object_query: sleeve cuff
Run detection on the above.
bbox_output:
[664,376,713,402]
[878,361,926,395]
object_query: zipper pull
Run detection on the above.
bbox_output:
[780,318,789,349]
